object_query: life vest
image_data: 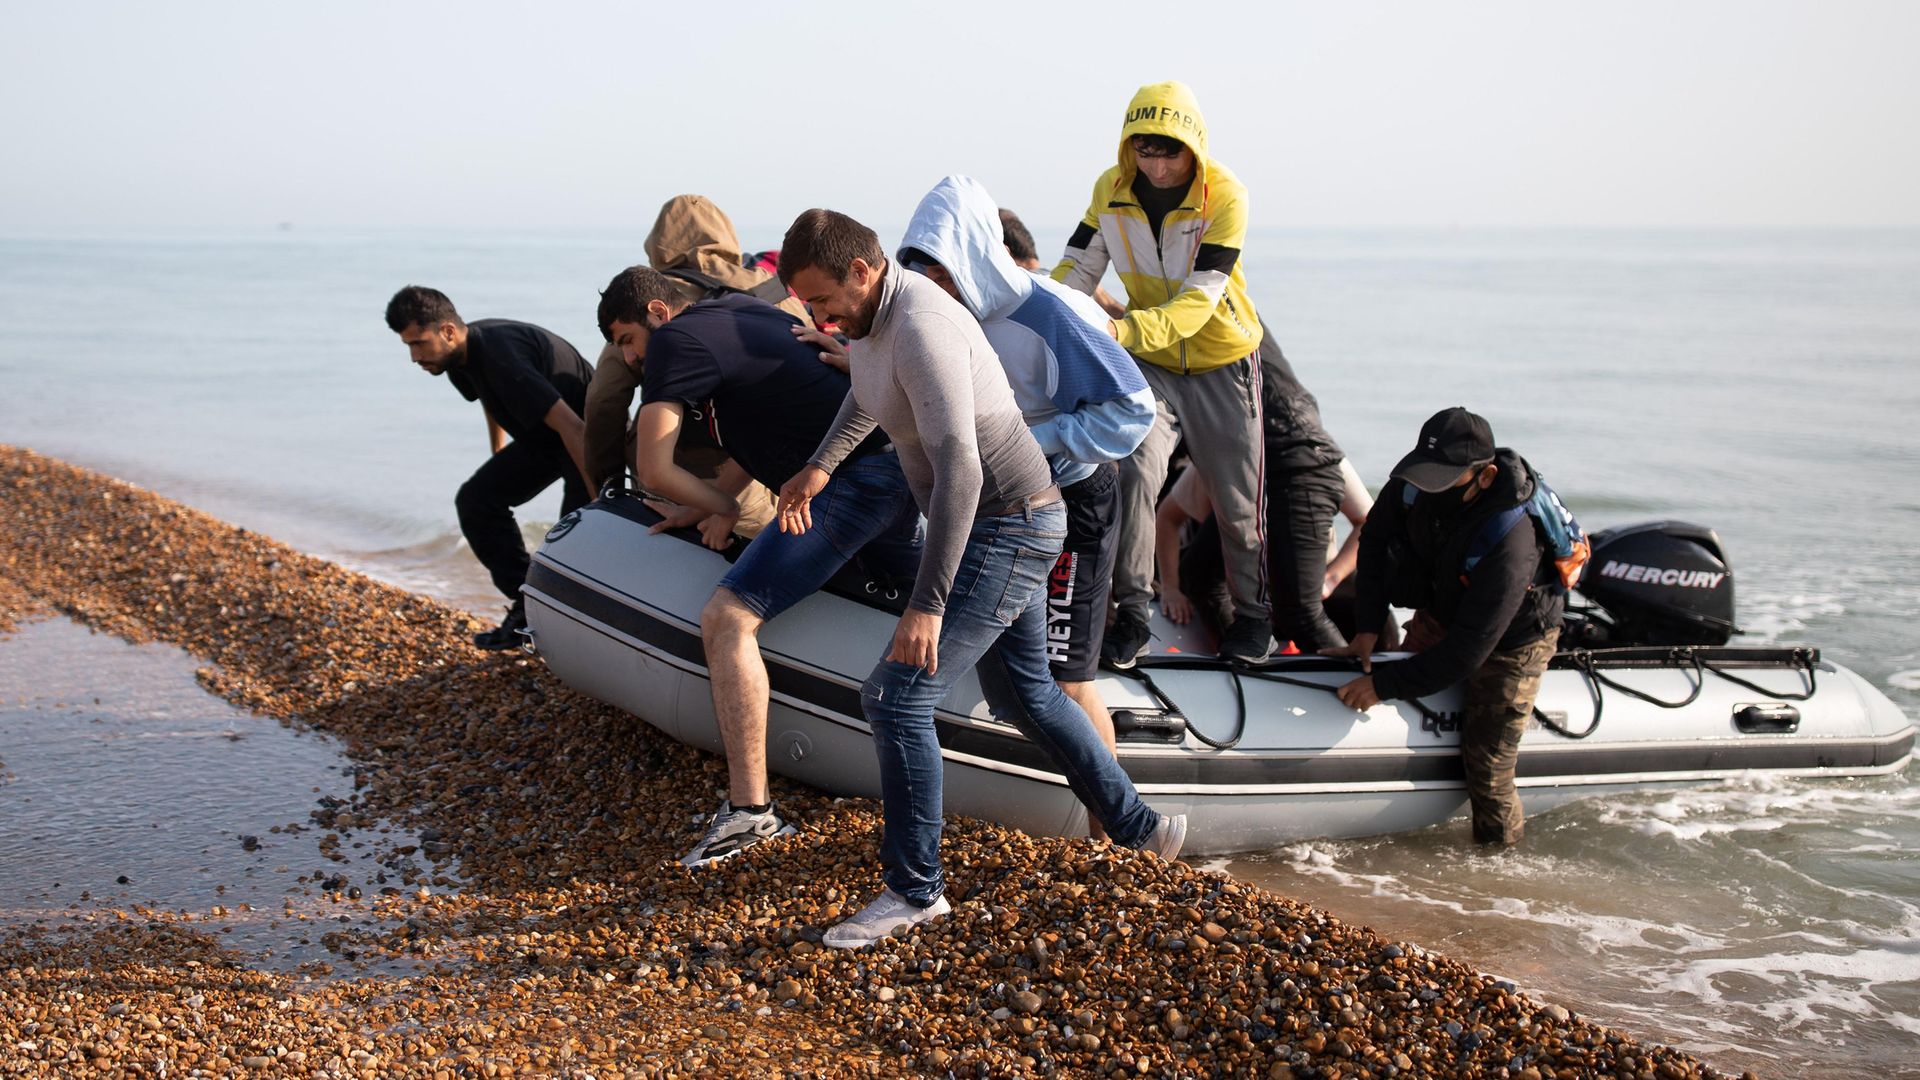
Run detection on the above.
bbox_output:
[1402,471,1591,592]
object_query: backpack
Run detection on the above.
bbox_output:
[662,267,811,327]
[661,267,794,308]
[1402,470,1591,592]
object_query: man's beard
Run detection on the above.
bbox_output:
[838,286,883,340]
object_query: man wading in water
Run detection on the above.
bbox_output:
[1326,408,1570,845]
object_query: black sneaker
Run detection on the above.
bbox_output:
[1102,609,1151,670]
[1219,615,1275,666]
[473,597,527,651]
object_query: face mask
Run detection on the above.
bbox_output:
[1419,469,1485,515]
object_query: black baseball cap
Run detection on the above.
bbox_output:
[1391,407,1496,492]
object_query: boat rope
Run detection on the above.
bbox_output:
[1543,669,1605,739]
[1124,660,1249,750]
[1698,646,1819,701]
[1568,648,1704,709]
[1527,646,1818,738]
[1121,654,1606,746]
[1121,639,1818,748]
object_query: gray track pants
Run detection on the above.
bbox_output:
[1115,356,1269,623]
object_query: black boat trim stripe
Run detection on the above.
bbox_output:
[524,561,1916,787]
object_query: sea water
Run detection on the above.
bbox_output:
[2,226,1916,1073]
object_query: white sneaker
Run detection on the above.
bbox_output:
[1141,812,1187,861]
[822,888,951,950]
[678,800,796,868]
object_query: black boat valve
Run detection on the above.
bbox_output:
[1734,703,1800,733]
[1112,709,1189,743]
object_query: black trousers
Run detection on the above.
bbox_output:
[1266,459,1348,653]
[455,441,589,601]
[1178,517,1234,642]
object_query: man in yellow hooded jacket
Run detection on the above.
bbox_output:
[1053,80,1272,666]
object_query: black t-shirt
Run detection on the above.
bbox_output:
[641,293,884,490]
[447,319,593,452]
[1131,172,1192,241]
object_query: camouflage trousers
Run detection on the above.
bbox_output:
[1460,627,1560,845]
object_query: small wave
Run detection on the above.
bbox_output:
[1889,669,1920,691]
[1593,773,1920,832]
[1192,856,1235,877]
[1670,941,1920,1040]
[1621,815,1788,842]
[1737,590,1848,642]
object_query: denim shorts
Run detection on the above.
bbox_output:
[718,451,921,620]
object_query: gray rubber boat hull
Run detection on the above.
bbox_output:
[523,498,1913,855]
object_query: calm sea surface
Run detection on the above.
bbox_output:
[2,226,1916,1074]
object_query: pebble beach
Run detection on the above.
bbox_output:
[0,445,1757,1079]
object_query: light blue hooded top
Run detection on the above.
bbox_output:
[898,175,1156,486]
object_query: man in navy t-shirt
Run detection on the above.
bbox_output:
[596,266,920,867]
[385,285,594,650]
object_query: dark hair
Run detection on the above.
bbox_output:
[384,285,462,332]
[778,209,885,285]
[897,246,939,271]
[997,208,1038,264]
[1130,133,1187,159]
[597,265,686,342]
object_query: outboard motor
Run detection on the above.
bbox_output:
[1568,521,1737,646]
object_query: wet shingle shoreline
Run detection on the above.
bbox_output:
[0,445,1746,1079]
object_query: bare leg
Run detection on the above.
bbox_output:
[700,587,770,807]
[1060,679,1115,841]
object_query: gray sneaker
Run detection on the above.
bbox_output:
[822,888,952,949]
[678,801,796,868]
[1141,812,1188,861]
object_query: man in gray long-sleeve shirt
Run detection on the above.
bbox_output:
[774,210,1186,950]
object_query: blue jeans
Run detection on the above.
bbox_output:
[861,502,1161,906]
[719,452,921,620]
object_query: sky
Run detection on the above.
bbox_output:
[2,0,1917,232]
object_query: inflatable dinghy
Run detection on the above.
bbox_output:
[522,495,1913,855]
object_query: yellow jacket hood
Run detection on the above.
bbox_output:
[1118,81,1210,170]
[1051,82,1262,374]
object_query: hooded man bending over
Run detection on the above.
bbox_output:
[896,175,1157,839]
[775,210,1185,950]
